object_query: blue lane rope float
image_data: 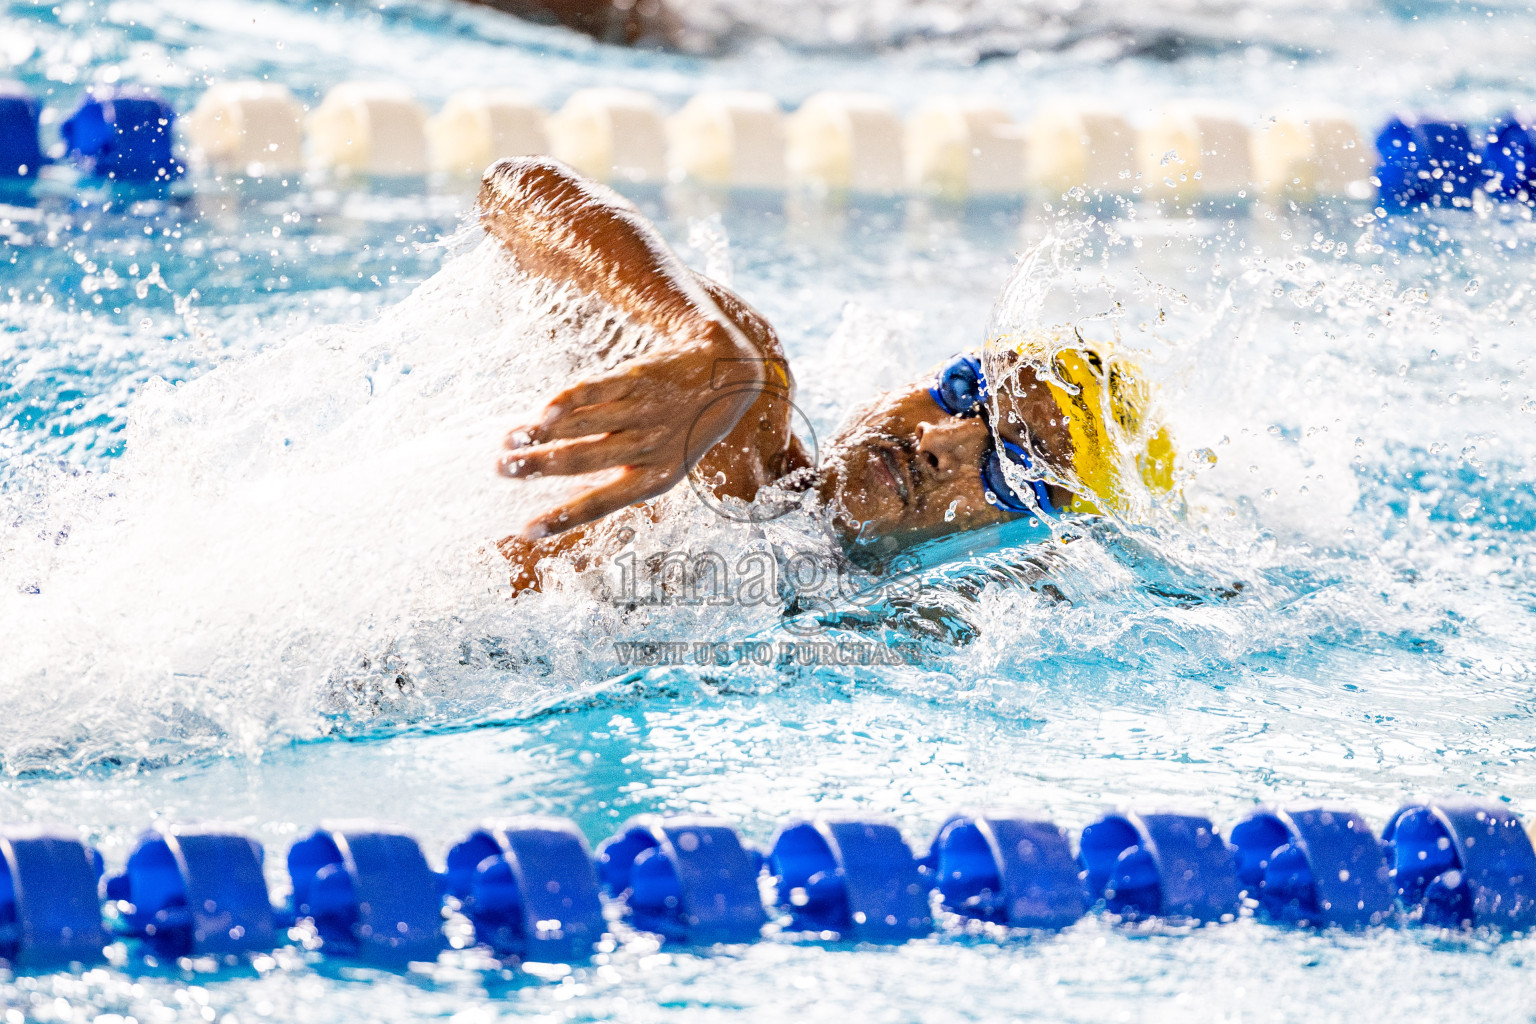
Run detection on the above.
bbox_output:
[1,797,1536,971]
[768,818,932,939]
[1483,116,1535,202]
[597,815,766,943]
[0,829,106,968]
[0,82,43,181]
[1375,118,1436,210]
[1229,806,1395,929]
[108,828,274,959]
[445,817,605,961]
[1382,800,1536,930]
[286,827,446,965]
[59,87,184,184]
[926,813,1088,929]
[1078,811,1242,923]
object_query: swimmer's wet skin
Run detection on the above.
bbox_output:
[455,0,675,46]
[485,158,1164,590]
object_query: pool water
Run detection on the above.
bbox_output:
[4,0,1536,1020]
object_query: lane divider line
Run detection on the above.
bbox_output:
[0,796,1530,971]
[7,78,1529,211]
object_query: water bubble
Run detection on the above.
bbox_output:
[944,499,959,523]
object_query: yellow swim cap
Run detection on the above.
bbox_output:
[992,331,1176,519]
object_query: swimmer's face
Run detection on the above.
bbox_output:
[816,365,1073,559]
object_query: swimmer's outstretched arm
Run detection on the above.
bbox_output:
[481,158,777,540]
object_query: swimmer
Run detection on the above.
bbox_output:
[487,158,1175,591]
[456,0,676,46]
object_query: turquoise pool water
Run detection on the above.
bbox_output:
[4,0,1536,1019]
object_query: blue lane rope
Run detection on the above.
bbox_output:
[5,81,1536,211]
[0,796,1532,971]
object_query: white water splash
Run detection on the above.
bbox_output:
[0,231,685,771]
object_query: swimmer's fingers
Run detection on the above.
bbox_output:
[529,377,750,451]
[508,377,663,446]
[512,401,647,445]
[497,428,665,478]
[504,376,639,448]
[509,346,725,447]
[542,371,642,420]
[519,466,674,539]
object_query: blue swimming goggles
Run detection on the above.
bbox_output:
[929,353,1059,518]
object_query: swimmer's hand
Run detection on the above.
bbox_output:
[481,158,777,540]
[498,325,764,539]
